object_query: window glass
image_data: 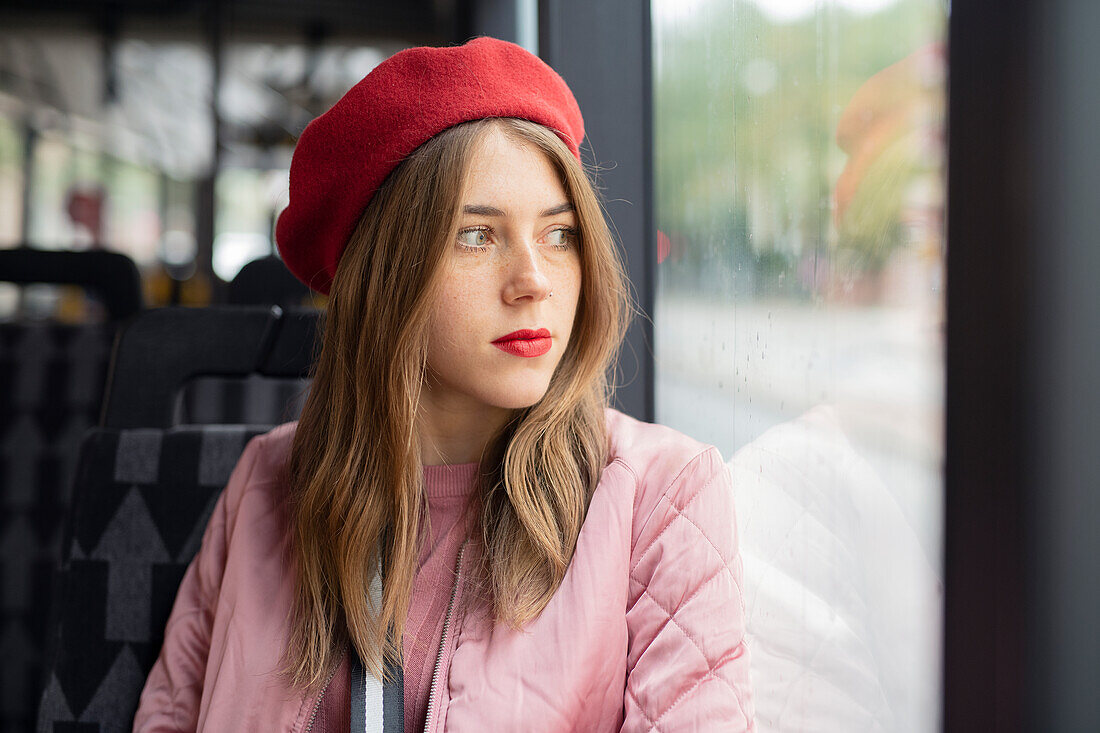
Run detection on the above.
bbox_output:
[0,32,402,305]
[652,1,946,730]
[212,40,397,288]
[0,34,208,271]
[0,112,24,246]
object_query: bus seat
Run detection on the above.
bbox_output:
[36,304,317,731]
[35,425,267,732]
[228,254,315,309]
[100,305,318,429]
[0,248,141,732]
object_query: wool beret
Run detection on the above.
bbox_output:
[275,36,585,294]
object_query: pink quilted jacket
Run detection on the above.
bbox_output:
[133,408,754,732]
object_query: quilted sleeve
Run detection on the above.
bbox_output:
[623,447,755,732]
[131,437,264,733]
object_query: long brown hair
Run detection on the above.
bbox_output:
[282,117,630,689]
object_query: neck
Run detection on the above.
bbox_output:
[417,394,512,466]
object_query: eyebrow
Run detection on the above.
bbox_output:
[540,202,575,217]
[462,202,575,217]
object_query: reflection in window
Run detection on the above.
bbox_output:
[653,1,946,731]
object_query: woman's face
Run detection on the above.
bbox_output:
[423,126,583,415]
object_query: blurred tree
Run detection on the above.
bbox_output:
[653,0,947,298]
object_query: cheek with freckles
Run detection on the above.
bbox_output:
[430,268,492,349]
[424,269,495,397]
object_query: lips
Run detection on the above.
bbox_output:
[492,328,552,358]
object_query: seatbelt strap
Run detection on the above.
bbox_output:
[349,561,404,732]
[349,641,404,733]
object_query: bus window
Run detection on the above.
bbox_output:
[653,1,946,730]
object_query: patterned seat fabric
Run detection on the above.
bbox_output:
[36,425,269,733]
[0,323,112,733]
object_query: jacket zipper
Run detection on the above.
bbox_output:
[303,645,345,733]
[422,538,468,733]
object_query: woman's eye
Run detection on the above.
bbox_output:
[546,227,576,249]
[457,228,490,250]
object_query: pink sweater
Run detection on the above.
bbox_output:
[317,463,479,733]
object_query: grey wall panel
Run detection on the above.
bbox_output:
[946,0,1100,730]
[539,0,654,422]
[1025,1,1100,730]
[470,0,519,44]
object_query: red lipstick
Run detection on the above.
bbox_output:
[492,328,552,358]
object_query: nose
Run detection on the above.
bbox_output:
[501,240,553,303]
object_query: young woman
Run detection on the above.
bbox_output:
[134,37,754,732]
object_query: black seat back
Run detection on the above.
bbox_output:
[101,305,319,429]
[228,254,316,309]
[37,304,320,731]
[36,425,267,731]
[0,247,142,321]
[0,248,141,732]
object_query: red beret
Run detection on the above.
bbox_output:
[275,36,585,294]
